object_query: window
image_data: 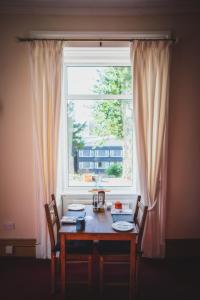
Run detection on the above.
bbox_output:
[79,162,94,170]
[79,149,94,157]
[95,162,110,169]
[62,47,136,190]
[95,150,109,157]
[110,149,123,157]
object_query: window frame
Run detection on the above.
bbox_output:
[61,47,137,195]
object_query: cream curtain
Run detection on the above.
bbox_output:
[131,41,171,257]
[29,40,63,258]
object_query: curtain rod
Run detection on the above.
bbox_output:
[17,37,177,43]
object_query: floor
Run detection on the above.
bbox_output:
[0,257,199,300]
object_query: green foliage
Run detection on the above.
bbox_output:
[72,122,86,154]
[93,99,123,138]
[93,67,131,95]
[68,100,86,156]
[106,163,123,177]
[92,67,131,139]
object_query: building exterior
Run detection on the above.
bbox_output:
[75,138,123,174]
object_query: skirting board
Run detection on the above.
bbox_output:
[166,239,200,258]
[0,239,36,257]
[1,238,199,258]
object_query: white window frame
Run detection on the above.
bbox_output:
[60,46,137,196]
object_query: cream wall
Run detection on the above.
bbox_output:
[0,13,200,240]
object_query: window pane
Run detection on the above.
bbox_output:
[67,66,131,96]
[79,162,94,169]
[67,97,133,187]
[79,149,94,157]
[95,150,109,157]
[110,149,123,157]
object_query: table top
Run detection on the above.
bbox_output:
[59,205,138,239]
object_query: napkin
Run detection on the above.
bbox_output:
[61,216,77,224]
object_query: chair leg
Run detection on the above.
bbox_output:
[99,256,104,293]
[51,253,56,293]
[135,257,140,299]
[88,255,92,291]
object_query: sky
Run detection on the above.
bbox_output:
[67,67,101,123]
[67,66,101,95]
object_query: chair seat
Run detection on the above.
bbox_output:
[98,241,142,256]
[55,240,93,254]
[98,241,130,254]
[45,196,94,293]
[98,196,148,294]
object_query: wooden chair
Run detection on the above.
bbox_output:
[44,194,93,293]
[98,195,148,294]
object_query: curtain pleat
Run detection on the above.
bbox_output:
[131,41,171,257]
[29,41,63,258]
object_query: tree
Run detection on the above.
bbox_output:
[92,67,131,140]
[72,122,86,156]
[92,99,123,139]
[92,66,132,180]
[93,67,131,95]
[68,100,86,173]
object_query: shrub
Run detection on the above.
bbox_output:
[106,164,122,177]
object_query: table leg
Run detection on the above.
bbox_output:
[129,237,136,300]
[61,234,66,294]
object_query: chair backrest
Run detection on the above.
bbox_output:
[44,194,60,252]
[50,194,60,230]
[133,195,148,253]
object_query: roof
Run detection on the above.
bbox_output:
[83,136,122,147]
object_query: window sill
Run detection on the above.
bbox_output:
[61,188,137,202]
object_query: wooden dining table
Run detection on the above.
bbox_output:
[59,205,138,299]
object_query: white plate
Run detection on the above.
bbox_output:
[111,208,132,215]
[112,221,134,232]
[68,204,86,211]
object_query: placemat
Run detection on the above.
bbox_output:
[65,210,86,218]
[112,214,133,223]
